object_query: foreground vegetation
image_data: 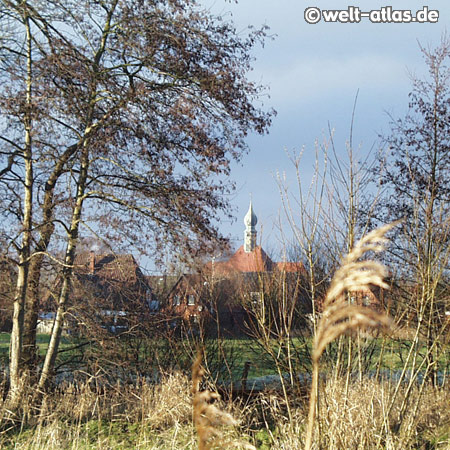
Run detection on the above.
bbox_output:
[1,332,448,382]
[1,227,448,449]
[0,373,449,449]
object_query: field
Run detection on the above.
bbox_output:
[1,331,449,449]
[0,367,449,449]
[1,332,447,378]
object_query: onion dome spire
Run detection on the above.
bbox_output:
[244,200,257,252]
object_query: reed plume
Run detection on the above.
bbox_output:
[192,351,256,450]
[304,222,397,450]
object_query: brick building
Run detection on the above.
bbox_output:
[166,202,308,335]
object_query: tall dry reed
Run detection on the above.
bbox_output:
[192,351,256,450]
[304,222,397,450]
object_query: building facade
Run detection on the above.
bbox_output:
[165,202,309,335]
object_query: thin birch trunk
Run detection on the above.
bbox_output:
[37,2,117,390]
[22,144,78,368]
[8,13,33,408]
[37,145,89,391]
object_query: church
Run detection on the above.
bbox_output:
[165,202,308,334]
[209,201,305,275]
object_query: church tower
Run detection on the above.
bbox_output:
[243,201,258,253]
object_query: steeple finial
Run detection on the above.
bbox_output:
[244,200,257,252]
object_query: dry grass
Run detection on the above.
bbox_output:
[0,368,448,449]
[36,372,193,428]
[192,351,256,450]
[0,365,257,449]
[317,378,450,450]
[263,378,450,450]
[305,223,397,449]
[0,374,196,449]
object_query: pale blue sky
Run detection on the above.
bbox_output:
[200,0,449,252]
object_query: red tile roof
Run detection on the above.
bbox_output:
[211,245,273,274]
[207,245,305,275]
[74,253,142,283]
[276,261,306,273]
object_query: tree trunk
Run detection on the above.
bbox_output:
[22,256,45,370]
[22,145,78,369]
[8,14,33,408]
[37,147,89,391]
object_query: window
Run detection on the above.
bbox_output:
[188,295,195,306]
[174,295,180,306]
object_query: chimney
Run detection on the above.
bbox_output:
[89,251,95,274]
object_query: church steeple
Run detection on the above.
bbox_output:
[243,200,257,252]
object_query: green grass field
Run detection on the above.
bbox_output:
[0,332,449,449]
[1,332,447,382]
[0,332,75,364]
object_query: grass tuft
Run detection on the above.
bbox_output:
[192,351,256,450]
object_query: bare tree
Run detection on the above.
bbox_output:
[376,38,450,385]
[0,2,35,406]
[0,0,273,398]
[372,40,450,441]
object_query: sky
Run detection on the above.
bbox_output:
[192,0,450,255]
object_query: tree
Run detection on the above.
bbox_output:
[0,0,273,400]
[278,110,384,388]
[376,38,450,391]
[0,2,35,404]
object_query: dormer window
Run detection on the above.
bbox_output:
[174,295,180,306]
[188,295,195,306]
